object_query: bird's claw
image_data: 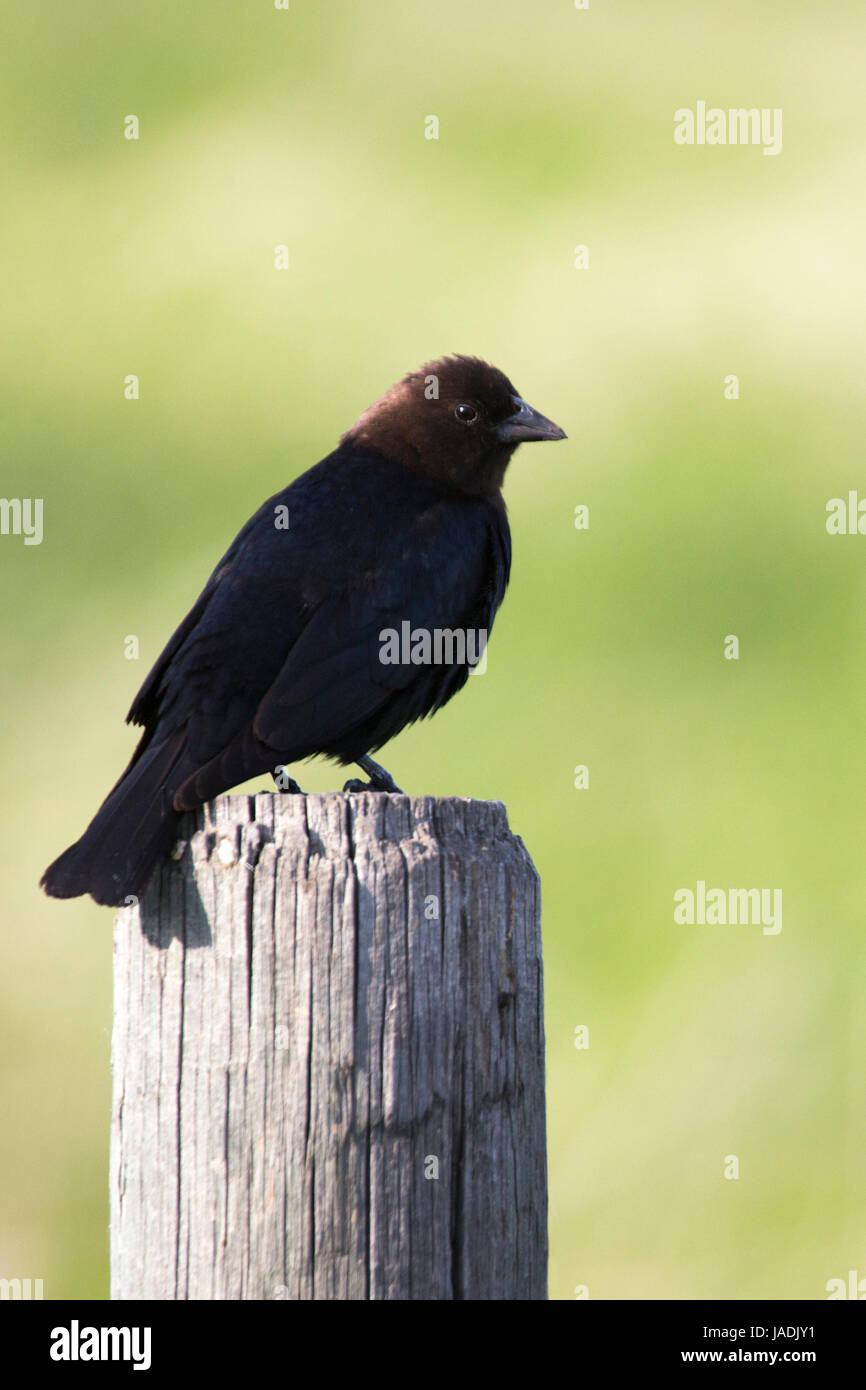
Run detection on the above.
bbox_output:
[343,756,403,794]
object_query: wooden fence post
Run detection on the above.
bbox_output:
[110,791,546,1300]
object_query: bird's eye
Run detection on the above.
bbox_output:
[454,404,477,423]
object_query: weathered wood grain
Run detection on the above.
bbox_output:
[110,793,546,1300]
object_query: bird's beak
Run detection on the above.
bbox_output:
[496,396,567,444]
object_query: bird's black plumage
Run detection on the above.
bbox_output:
[41,355,565,906]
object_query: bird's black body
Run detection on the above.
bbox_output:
[41,356,565,906]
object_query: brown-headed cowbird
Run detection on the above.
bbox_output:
[41,355,565,906]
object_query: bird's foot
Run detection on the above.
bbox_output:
[343,756,403,794]
[272,766,304,794]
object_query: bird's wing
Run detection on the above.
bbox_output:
[252,498,501,751]
[125,506,264,731]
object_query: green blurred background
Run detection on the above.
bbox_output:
[3,0,865,1300]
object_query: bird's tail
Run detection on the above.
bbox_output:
[40,730,193,907]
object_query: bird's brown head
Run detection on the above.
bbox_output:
[343,355,566,497]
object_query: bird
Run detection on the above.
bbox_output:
[41,355,566,907]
